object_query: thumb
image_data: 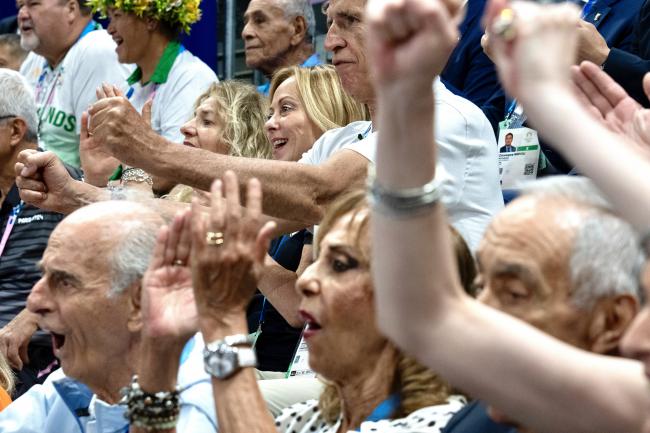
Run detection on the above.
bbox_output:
[482,0,508,31]
[643,72,650,101]
[19,340,29,366]
[142,99,153,128]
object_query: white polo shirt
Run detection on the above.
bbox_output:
[299,78,504,251]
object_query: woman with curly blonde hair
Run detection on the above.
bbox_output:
[0,353,14,410]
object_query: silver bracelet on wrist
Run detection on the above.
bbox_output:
[366,166,442,217]
[121,167,153,186]
[120,374,180,431]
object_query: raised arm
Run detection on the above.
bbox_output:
[87,97,368,225]
[368,1,650,433]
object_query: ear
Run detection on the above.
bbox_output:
[145,16,159,32]
[290,15,308,46]
[127,281,143,334]
[65,0,80,21]
[8,118,27,147]
[588,294,639,355]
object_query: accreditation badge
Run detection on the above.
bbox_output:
[497,126,540,189]
[285,329,316,379]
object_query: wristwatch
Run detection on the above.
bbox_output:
[203,334,257,380]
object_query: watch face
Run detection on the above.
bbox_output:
[205,345,238,379]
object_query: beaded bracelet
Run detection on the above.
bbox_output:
[121,375,180,431]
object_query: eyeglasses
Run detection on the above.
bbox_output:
[0,115,16,121]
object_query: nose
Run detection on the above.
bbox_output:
[17,4,29,22]
[181,118,196,138]
[27,276,55,317]
[107,18,115,35]
[296,262,320,298]
[324,24,345,53]
[620,306,650,361]
[265,111,279,134]
[242,20,255,41]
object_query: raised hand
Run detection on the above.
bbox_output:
[366,0,462,90]
[485,0,581,101]
[190,171,276,328]
[140,210,197,343]
[15,150,78,214]
[79,110,121,187]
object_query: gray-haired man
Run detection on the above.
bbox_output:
[242,0,321,95]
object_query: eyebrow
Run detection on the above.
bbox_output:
[490,262,541,290]
[38,261,83,287]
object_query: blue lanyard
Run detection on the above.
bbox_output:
[355,394,401,430]
[357,124,373,141]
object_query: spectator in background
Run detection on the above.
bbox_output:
[86,0,217,191]
[0,69,81,398]
[0,34,27,71]
[18,0,130,168]
[0,353,13,411]
[242,0,321,95]
[0,15,18,34]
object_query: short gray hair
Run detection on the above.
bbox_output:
[0,69,38,143]
[521,176,643,308]
[279,0,316,43]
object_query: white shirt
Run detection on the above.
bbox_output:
[298,79,504,251]
[274,396,465,433]
[127,46,217,144]
[0,334,217,433]
[20,25,132,168]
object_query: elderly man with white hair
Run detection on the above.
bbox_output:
[242,0,321,95]
[0,69,81,397]
[0,201,217,432]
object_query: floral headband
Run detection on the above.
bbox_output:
[86,0,202,34]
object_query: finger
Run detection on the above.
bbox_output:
[103,82,117,98]
[255,221,277,263]
[175,209,193,266]
[19,341,29,366]
[87,97,120,117]
[142,99,153,128]
[150,225,169,270]
[6,344,22,370]
[643,72,650,101]
[581,61,630,108]
[382,1,412,43]
[15,177,47,193]
[80,111,90,142]
[210,179,225,230]
[112,84,124,98]
[96,84,107,100]
[244,178,263,242]
[17,189,47,205]
[574,63,615,115]
[223,171,242,239]
[164,212,184,265]
[482,0,508,31]
[190,197,208,257]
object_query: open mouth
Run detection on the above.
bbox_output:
[183,140,197,148]
[51,332,66,352]
[299,311,322,338]
[113,37,124,47]
[271,138,288,151]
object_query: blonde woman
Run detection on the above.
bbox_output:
[266,64,369,162]
[0,353,14,411]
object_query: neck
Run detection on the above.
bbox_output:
[336,345,397,432]
[368,101,377,126]
[139,35,174,84]
[86,339,140,404]
[45,18,91,68]
[0,142,36,198]
[262,42,314,78]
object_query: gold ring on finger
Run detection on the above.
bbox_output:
[493,8,516,42]
[173,259,184,266]
[206,231,225,246]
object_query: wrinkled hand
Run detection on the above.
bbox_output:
[141,211,197,343]
[486,0,580,100]
[79,110,120,187]
[366,0,462,90]
[576,20,609,66]
[0,309,39,370]
[15,150,77,214]
[87,84,156,166]
[191,171,276,326]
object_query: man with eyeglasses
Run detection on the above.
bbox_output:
[0,69,81,397]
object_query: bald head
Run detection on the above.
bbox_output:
[56,201,163,295]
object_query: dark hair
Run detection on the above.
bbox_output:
[505,132,514,138]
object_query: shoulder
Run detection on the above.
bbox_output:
[69,29,118,59]
[275,400,331,433]
[168,49,217,85]
[359,396,466,433]
[316,121,371,146]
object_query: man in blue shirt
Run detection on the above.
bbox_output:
[242,0,321,95]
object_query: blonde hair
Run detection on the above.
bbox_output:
[314,190,455,424]
[0,353,14,395]
[166,81,271,203]
[269,65,369,134]
[195,80,272,159]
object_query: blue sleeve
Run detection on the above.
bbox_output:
[604,48,650,106]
